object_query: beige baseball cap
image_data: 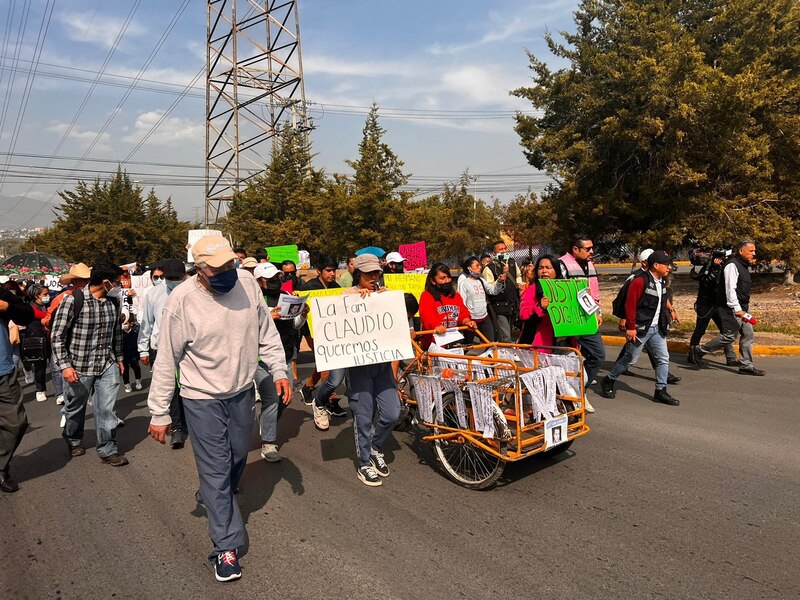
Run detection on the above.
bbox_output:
[191,235,238,267]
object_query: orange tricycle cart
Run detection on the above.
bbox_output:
[398,328,590,489]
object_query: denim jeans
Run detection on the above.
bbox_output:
[348,363,401,467]
[51,356,64,396]
[578,331,606,385]
[256,361,293,443]
[62,363,121,458]
[608,327,669,390]
[314,368,346,407]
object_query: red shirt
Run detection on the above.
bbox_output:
[419,290,472,348]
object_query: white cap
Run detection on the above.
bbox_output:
[385,251,405,264]
[253,262,280,280]
[0,275,9,284]
[638,248,654,263]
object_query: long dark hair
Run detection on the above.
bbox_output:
[24,283,46,303]
[533,254,562,281]
[425,262,454,301]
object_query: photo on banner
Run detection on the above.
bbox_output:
[543,414,568,449]
[310,290,414,371]
[538,278,599,337]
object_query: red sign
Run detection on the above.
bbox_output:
[399,241,427,271]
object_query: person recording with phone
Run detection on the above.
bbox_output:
[481,241,519,342]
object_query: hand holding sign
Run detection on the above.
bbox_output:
[538,278,599,337]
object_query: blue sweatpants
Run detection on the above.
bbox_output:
[347,363,401,468]
[183,387,255,560]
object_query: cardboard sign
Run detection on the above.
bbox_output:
[266,244,300,265]
[538,278,599,337]
[383,273,427,316]
[398,241,427,271]
[310,290,414,371]
[299,288,345,336]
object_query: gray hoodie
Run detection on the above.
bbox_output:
[147,272,287,426]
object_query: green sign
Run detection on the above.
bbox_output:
[538,278,599,337]
[266,244,300,264]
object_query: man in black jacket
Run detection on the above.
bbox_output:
[688,253,737,365]
[0,287,35,492]
[692,241,764,376]
[481,241,515,342]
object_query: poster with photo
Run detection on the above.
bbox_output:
[543,414,569,450]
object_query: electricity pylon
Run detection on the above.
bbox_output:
[205,0,310,226]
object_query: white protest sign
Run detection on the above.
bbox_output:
[310,290,414,371]
[186,229,222,263]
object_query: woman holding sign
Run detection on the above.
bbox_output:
[344,254,402,487]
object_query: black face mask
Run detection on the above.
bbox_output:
[282,272,297,282]
[435,281,454,296]
[265,281,282,298]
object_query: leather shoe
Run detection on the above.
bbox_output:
[170,429,185,450]
[653,388,680,406]
[0,471,19,493]
[666,373,681,385]
[726,358,742,367]
[599,375,616,399]
[739,367,766,376]
[690,345,706,367]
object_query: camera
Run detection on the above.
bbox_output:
[685,236,731,267]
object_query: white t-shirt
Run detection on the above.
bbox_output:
[651,276,663,327]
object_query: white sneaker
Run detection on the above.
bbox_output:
[260,443,281,462]
[584,398,595,413]
[312,402,330,431]
[134,379,143,391]
[55,395,64,405]
[36,392,48,402]
[124,384,132,393]
[59,414,66,428]
[24,371,33,384]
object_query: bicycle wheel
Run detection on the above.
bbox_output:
[433,392,506,490]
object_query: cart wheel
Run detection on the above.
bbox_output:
[433,392,506,490]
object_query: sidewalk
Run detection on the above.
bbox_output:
[601,335,800,357]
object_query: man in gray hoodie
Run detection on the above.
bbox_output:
[146,235,289,583]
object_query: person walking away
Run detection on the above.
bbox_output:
[138,258,188,448]
[600,251,679,406]
[50,262,128,464]
[0,286,34,492]
[691,241,764,376]
[559,236,606,388]
[146,236,289,582]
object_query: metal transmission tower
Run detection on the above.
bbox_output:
[204,0,310,226]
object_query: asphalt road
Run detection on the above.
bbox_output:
[1,353,797,600]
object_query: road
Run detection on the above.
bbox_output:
[1,354,798,600]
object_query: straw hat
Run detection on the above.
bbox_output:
[59,263,92,284]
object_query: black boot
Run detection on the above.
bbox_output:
[170,428,185,449]
[0,470,19,493]
[653,388,680,406]
[666,373,681,385]
[599,375,616,399]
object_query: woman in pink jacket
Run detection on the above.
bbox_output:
[518,254,563,348]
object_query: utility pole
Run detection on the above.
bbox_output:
[204,0,311,227]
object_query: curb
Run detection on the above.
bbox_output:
[601,335,800,357]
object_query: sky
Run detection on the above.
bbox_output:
[0,0,579,228]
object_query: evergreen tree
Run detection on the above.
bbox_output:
[512,0,800,280]
[25,168,189,265]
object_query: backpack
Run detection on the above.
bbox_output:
[611,274,637,319]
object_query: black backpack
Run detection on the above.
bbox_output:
[611,274,637,319]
